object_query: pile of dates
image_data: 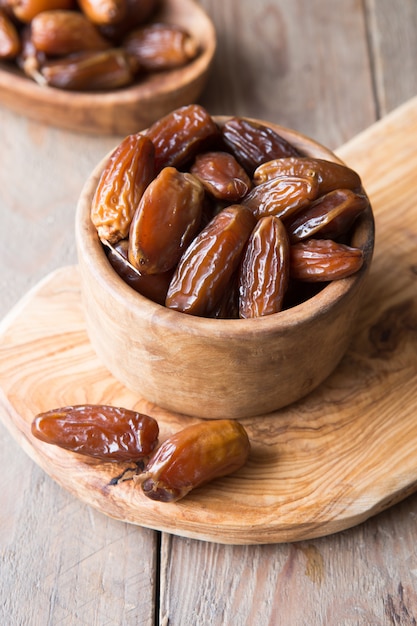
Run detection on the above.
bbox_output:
[32,404,250,502]
[0,0,199,90]
[91,104,370,318]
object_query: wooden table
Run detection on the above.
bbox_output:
[1,1,417,623]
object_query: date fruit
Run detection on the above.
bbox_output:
[290,239,364,281]
[166,205,256,316]
[9,0,74,23]
[39,48,140,90]
[31,404,159,461]
[239,216,290,318]
[146,104,220,172]
[123,23,199,71]
[190,150,252,202]
[253,157,362,195]
[91,132,155,244]
[221,117,300,174]
[243,174,319,220]
[285,188,369,242]
[141,419,250,502]
[30,10,111,55]
[128,166,204,274]
[78,0,126,25]
[0,8,20,58]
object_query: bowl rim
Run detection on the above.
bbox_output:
[76,116,375,338]
[0,0,217,132]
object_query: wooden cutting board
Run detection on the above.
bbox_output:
[0,97,416,545]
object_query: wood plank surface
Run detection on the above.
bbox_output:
[1,0,417,624]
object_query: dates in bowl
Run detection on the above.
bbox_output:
[75,104,375,419]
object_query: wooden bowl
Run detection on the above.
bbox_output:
[75,116,375,419]
[0,0,216,136]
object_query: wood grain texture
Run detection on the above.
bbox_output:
[1,97,416,546]
[2,0,417,623]
[0,0,216,135]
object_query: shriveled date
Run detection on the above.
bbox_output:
[290,239,364,281]
[141,420,250,502]
[128,166,204,274]
[31,404,159,461]
[146,104,220,172]
[221,117,300,174]
[166,205,256,316]
[91,132,155,244]
[190,150,252,202]
[239,216,290,318]
[253,157,362,195]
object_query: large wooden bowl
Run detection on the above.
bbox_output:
[0,0,216,135]
[75,116,375,419]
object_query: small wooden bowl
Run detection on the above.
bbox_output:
[75,116,375,419]
[0,0,216,135]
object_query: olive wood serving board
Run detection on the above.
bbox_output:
[1,97,417,545]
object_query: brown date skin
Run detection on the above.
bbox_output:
[0,8,20,58]
[30,10,112,55]
[107,239,173,305]
[123,23,199,72]
[165,205,256,316]
[141,420,250,502]
[40,48,140,90]
[77,0,126,25]
[145,104,221,172]
[9,0,74,23]
[190,151,252,202]
[253,157,362,195]
[284,188,369,242]
[243,174,320,220]
[91,132,155,244]
[221,117,300,175]
[31,405,159,462]
[239,216,290,318]
[98,0,161,43]
[290,239,364,282]
[128,166,204,275]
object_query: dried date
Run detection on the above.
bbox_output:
[31,404,159,461]
[165,205,256,316]
[30,10,111,55]
[285,188,369,242]
[123,23,199,71]
[0,8,21,58]
[91,132,155,244]
[39,48,140,90]
[141,420,250,502]
[128,166,205,274]
[253,157,362,195]
[239,216,290,318]
[221,117,300,175]
[190,150,252,202]
[145,104,221,172]
[243,174,319,220]
[290,239,364,281]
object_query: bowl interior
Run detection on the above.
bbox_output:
[0,0,217,135]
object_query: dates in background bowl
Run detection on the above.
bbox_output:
[76,106,374,419]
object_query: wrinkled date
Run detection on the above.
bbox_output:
[165,205,256,316]
[221,117,300,174]
[90,106,370,318]
[128,166,204,274]
[91,132,155,244]
[290,239,364,281]
[31,404,159,462]
[145,104,221,172]
[2,0,197,92]
[239,216,290,318]
[141,419,250,502]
